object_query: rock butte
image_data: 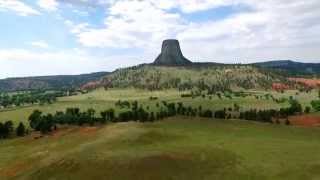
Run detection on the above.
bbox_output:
[153,39,192,66]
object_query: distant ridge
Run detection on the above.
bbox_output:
[0,72,109,92]
[153,39,192,66]
[253,60,320,76]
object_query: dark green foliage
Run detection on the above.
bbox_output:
[181,94,192,98]
[0,91,64,108]
[214,109,226,119]
[200,110,213,118]
[0,121,14,139]
[28,108,110,134]
[28,110,43,130]
[239,109,276,123]
[149,96,158,100]
[239,100,303,124]
[118,111,133,122]
[16,122,26,137]
[304,106,311,114]
[288,99,302,114]
[311,100,320,111]
[278,99,303,117]
[115,100,131,108]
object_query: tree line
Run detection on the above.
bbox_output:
[0,98,308,140]
[0,90,67,108]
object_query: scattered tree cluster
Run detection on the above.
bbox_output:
[239,99,303,123]
[0,121,27,139]
[28,108,116,134]
[0,91,67,108]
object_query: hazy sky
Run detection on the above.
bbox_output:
[0,0,320,78]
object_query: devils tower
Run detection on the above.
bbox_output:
[153,39,192,66]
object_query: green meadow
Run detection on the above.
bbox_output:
[0,88,300,126]
[1,88,320,179]
[1,117,320,179]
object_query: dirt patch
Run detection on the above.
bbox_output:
[50,127,78,138]
[79,126,100,136]
[0,161,29,178]
[272,83,290,91]
[289,78,320,88]
[289,115,320,127]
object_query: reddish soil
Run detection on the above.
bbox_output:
[272,83,290,91]
[79,126,99,136]
[289,78,320,88]
[81,81,101,90]
[0,162,29,178]
[50,127,78,138]
[289,115,320,127]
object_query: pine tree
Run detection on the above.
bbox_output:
[16,122,26,137]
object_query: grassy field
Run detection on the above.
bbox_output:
[1,117,320,179]
[1,88,320,179]
[1,88,319,127]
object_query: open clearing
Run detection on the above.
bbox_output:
[1,117,320,180]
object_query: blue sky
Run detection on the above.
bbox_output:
[0,0,320,79]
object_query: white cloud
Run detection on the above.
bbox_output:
[38,0,59,12]
[0,49,98,78]
[68,0,320,63]
[0,48,144,79]
[74,0,186,49]
[0,0,40,16]
[30,41,50,49]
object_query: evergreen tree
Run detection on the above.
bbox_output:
[28,110,42,130]
[16,122,26,137]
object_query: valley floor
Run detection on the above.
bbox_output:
[1,117,320,180]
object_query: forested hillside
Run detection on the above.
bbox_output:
[102,64,287,91]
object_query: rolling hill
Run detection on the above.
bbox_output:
[101,64,286,91]
[0,72,109,92]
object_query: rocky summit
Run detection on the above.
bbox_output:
[153,39,192,66]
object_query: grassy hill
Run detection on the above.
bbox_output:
[0,72,109,92]
[102,64,286,91]
[1,117,320,180]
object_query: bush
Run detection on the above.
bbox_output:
[214,109,226,119]
[304,106,311,114]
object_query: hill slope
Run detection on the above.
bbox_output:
[102,64,286,90]
[1,118,320,180]
[0,72,109,92]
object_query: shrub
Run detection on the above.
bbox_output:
[311,100,320,111]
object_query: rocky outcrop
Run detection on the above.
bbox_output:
[153,39,192,66]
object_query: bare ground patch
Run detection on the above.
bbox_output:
[290,115,320,127]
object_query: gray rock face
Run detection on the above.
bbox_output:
[154,39,192,66]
